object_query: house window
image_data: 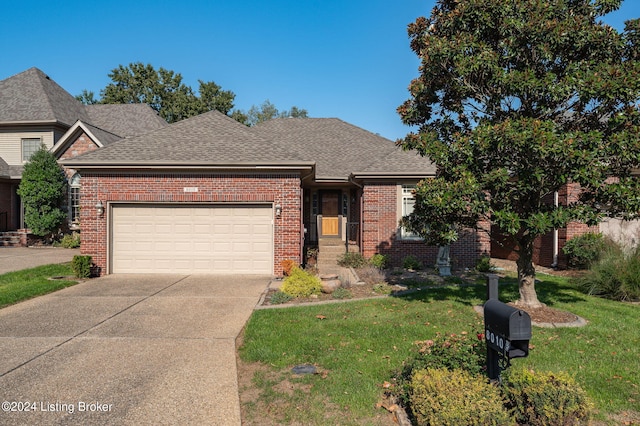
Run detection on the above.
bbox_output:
[69,173,81,226]
[400,184,420,239]
[22,138,42,162]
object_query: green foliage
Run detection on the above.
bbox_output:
[16,146,67,237]
[372,283,392,295]
[402,255,423,270]
[368,253,388,269]
[87,62,237,123]
[408,368,514,426]
[575,243,640,301]
[71,255,92,278]
[269,290,293,305]
[562,233,607,269]
[475,256,496,273]
[398,0,640,306]
[243,100,308,126]
[280,267,322,298]
[502,367,594,426]
[57,233,80,248]
[337,252,367,268]
[331,287,352,299]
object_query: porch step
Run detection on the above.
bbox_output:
[0,232,23,247]
[317,239,360,275]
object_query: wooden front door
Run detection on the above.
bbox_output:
[321,192,340,236]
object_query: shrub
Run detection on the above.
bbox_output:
[562,233,606,269]
[71,255,92,278]
[337,252,367,268]
[58,233,80,248]
[332,287,352,299]
[368,253,388,269]
[269,290,293,305]
[373,283,392,295]
[409,368,513,426]
[280,267,322,298]
[501,367,593,426]
[402,255,423,270]
[576,243,640,301]
[475,256,496,273]
[280,259,297,276]
[356,264,387,285]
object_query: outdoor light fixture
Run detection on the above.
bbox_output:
[95,201,104,217]
[275,204,282,217]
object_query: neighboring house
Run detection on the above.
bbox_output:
[0,68,167,233]
[61,110,491,276]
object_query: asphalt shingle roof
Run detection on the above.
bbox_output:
[0,68,89,126]
[255,118,435,179]
[86,104,167,138]
[63,110,310,166]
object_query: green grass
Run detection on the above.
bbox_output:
[239,275,639,425]
[0,263,78,308]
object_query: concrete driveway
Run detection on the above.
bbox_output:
[0,274,269,425]
[0,247,81,274]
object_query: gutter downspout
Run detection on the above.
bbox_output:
[552,191,559,268]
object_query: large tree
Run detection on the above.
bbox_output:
[79,63,237,123]
[242,99,309,126]
[398,0,640,308]
[17,146,68,238]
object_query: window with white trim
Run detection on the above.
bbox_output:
[22,138,42,162]
[400,184,420,239]
[69,173,81,226]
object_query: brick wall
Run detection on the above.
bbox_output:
[58,132,100,161]
[79,171,302,276]
[361,182,486,269]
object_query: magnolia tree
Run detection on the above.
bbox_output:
[398,0,640,308]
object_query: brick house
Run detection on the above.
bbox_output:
[0,68,167,238]
[61,110,491,276]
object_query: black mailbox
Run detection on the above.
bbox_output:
[484,299,532,359]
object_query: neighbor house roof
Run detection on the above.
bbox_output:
[85,104,168,137]
[255,118,435,180]
[62,110,314,169]
[0,68,89,126]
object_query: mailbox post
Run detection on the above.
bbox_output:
[484,276,532,381]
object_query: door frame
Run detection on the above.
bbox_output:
[317,190,343,238]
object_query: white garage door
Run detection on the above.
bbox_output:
[111,204,273,274]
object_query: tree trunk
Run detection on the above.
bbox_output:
[515,237,544,309]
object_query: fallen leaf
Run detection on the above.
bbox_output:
[316,315,326,320]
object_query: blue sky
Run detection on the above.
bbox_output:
[1,1,639,141]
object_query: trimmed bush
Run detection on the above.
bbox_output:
[71,255,92,278]
[280,267,322,298]
[501,367,593,426]
[269,291,293,305]
[475,255,496,273]
[331,287,352,299]
[402,255,423,270]
[562,233,606,269]
[337,252,367,268]
[58,233,80,248]
[409,368,514,426]
[369,254,388,269]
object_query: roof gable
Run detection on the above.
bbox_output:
[62,110,310,167]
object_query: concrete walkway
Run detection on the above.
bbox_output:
[0,247,81,274]
[0,274,269,425]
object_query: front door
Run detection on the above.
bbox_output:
[321,192,340,236]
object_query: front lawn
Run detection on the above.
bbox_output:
[238,274,639,425]
[0,264,78,308]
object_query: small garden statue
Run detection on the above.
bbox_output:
[436,245,451,276]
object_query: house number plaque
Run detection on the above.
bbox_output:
[183,187,198,193]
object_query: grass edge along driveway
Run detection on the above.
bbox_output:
[0,263,78,309]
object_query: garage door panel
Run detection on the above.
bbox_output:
[112,205,273,274]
